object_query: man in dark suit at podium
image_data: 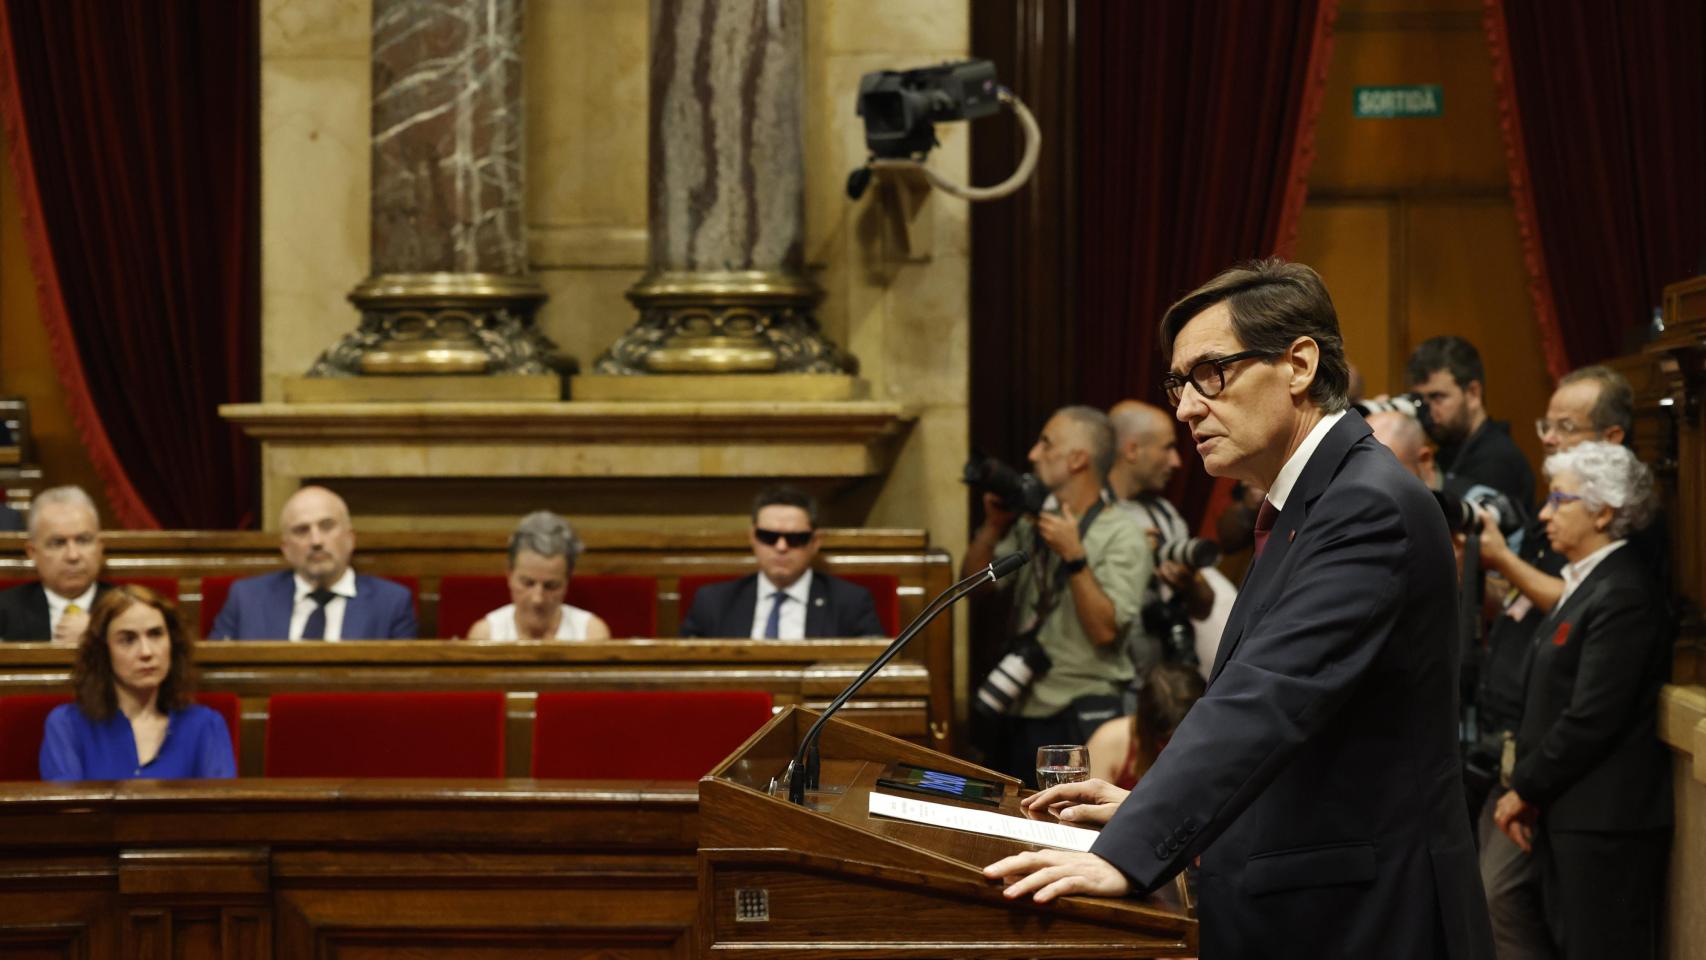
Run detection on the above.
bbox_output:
[987,261,1493,960]
[680,486,883,639]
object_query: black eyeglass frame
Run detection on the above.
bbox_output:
[754,528,815,548]
[1160,349,1281,407]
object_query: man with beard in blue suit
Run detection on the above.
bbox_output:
[211,486,415,641]
[986,260,1492,960]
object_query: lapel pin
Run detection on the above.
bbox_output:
[1288,531,1296,543]
[814,597,825,607]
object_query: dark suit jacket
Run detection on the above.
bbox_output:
[678,571,884,638]
[1092,414,1492,960]
[0,581,114,642]
[209,569,416,640]
[0,504,23,532]
[1510,545,1671,833]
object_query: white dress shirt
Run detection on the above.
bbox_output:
[45,583,97,639]
[288,567,357,641]
[749,570,813,640]
[1265,410,1348,510]
[1556,539,1625,610]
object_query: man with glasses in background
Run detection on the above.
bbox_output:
[679,485,884,639]
[0,486,113,643]
[1468,364,1662,960]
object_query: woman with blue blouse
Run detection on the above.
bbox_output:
[39,584,234,781]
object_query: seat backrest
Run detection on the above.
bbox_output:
[439,574,658,639]
[531,690,773,780]
[265,691,505,778]
[834,573,900,636]
[194,692,242,766]
[198,574,237,639]
[0,693,71,780]
[675,574,735,628]
[677,572,900,636]
[198,573,420,640]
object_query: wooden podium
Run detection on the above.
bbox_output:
[697,707,1197,957]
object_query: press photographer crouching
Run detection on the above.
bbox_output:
[963,406,1147,786]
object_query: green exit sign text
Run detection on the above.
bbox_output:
[1354,85,1443,119]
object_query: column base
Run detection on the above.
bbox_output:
[311,272,569,377]
[594,270,856,375]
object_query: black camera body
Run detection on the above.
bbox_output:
[856,59,1000,159]
[1433,484,1526,538]
[963,454,1049,516]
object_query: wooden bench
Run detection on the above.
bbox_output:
[0,779,700,956]
[0,529,959,752]
[0,639,937,776]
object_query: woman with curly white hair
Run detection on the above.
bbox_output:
[1491,440,1669,957]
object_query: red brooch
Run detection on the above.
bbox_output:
[1551,622,1571,647]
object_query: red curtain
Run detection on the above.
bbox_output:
[1487,0,1706,378]
[1076,0,1338,525]
[0,1,258,529]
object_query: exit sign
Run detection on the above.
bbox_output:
[1354,85,1443,118]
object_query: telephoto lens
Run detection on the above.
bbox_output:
[1156,536,1221,569]
[974,637,1053,718]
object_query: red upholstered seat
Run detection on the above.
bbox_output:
[195,692,242,766]
[531,690,773,780]
[264,691,505,778]
[197,574,419,639]
[677,572,901,636]
[438,574,658,639]
[0,694,71,780]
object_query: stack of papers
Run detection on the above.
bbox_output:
[869,790,1098,851]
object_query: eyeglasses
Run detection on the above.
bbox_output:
[1541,491,1583,511]
[1535,418,1595,439]
[754,528,814,548]
[1160,350,1280,407]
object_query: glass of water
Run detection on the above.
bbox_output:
[1036,744,1089,789]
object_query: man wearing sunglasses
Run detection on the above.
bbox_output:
[987,260,1492,960]
[679,486,884,639]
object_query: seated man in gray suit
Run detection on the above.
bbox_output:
[210,486,415,640]
[680,486,884,639]
[0,486,112,642]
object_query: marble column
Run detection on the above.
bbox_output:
[596,0,852,375]
[312,0,558,377]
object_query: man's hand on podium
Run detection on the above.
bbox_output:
[1018,777,1129,826]
[983,849,1130,902]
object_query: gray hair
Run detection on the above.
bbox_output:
[28,486,100,539]
[507,511,585,569]
[1056,405,1116,479]
[1557,365,1635,439]
[1543,441,1656,539]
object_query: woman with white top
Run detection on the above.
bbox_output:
[467,511,611,641]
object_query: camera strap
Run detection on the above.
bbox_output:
[1031,488,1112,606]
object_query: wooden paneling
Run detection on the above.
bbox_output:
[1300,0,1551,482]
[0,781,698,960]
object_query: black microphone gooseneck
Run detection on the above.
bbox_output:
[785,550,1027,805]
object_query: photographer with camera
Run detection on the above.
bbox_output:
[1465,365,1643,959]
[964,406,1148,786]
[1108,400,1234,678]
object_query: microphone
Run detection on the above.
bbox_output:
[785,550,1027,804]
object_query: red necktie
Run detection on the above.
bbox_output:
[1252,499,1279,559]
